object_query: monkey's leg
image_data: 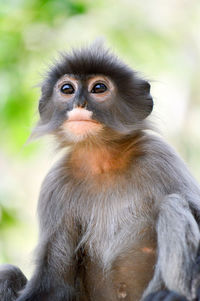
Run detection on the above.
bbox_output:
[0,264,27,301]
[142,194,200,300]
[190,245,200,300]
[16,228,79,301]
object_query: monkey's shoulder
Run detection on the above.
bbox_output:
[130,134,200,196]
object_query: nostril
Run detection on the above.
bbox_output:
[79,100,87,108]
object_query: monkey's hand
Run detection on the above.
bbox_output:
[143,290,188,301]
[0,264,27,301]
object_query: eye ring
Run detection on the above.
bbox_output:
[91,83,107,94]
[60,83,75,95]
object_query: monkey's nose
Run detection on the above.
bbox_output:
[76,100,87,108]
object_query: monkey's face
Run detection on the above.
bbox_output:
[52,74,115,142]
[35,45,153,144]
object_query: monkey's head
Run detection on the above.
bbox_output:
[33,44,153,145]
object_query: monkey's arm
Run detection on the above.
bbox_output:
[16,228,77,301]
[16,168,79,301]
[142,194,200,301]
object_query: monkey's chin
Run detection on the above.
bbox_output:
[60,120,103,143]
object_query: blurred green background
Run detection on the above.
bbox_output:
[1,0,200,277]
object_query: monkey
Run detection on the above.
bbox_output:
[1,43,200,301]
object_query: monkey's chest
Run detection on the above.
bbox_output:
[81,228,156,301]
[71,176,157,300]
[76,196,157,301]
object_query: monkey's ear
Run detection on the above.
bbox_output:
[136,79,153,119]
[38,96,46,116]
[38,84,49,115]
[38,83,54,121]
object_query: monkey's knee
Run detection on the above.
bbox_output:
[0,264,27,301]
[143,290,188,301]
[161,194,189,210]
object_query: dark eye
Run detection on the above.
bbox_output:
[60,84,75,94]
[91,83,107,94]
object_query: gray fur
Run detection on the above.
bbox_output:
[1,44,200,301]
[0,265,27,301]
[27,134,200,300]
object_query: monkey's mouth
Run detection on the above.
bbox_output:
[60,108,102,137]
[66,119,99,124]
[66,118,99,123]
[62,119,102,137]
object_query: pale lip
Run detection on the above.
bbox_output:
[66,108,98,124]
